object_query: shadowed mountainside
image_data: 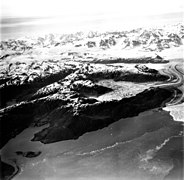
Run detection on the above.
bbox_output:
[0,63,173,148]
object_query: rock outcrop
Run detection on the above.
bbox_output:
[0,60,172,148]
[0,157,15,180]
[16,151,41,158]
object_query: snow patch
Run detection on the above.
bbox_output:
[164,103,184,122]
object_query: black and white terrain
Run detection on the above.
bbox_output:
[0,23,184,180]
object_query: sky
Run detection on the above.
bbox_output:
[0,0,183,40]
[1,0,184,18]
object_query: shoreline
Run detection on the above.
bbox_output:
[0,23,183,180]
[1,93,182,179]
[1,106,183,180]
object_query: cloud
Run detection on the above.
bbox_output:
[1,0,183,18]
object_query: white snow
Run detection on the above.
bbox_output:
[164,103,184,122]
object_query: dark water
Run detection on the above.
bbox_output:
[1,109,183,180]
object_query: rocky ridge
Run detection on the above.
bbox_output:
[0,24,183,52]
[0,62,172,148]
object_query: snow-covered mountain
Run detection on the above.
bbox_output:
[1,23,183,52]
